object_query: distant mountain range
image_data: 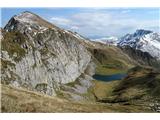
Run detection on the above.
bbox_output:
[92,29,160,60]
[91,36,118,45]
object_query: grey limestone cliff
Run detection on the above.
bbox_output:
[1,11,95,98]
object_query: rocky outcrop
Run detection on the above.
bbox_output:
[119,46,160,69]
[1,11,95,97]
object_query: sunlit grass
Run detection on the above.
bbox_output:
[92,80,120,100]
[96,65,127,75]
[1,84,149,112]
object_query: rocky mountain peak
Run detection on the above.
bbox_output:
[118,29,160,60]
[134,29,153,36]
[4,11,58,35]
[13,11,39,21]
[119,29,153,42]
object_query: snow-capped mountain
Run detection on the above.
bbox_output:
[118,29,160,60]
[92,36,118,45]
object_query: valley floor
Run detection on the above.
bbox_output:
[1,84,151,113]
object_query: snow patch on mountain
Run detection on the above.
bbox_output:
[91,36,119,45]
[118,29,160,60]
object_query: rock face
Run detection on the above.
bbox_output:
[1,11,95,97]
[119,46,160,69]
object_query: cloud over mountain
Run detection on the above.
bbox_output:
[48,9,159,38]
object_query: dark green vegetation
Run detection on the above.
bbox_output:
[1,31,27,61]
[1,59,15,69]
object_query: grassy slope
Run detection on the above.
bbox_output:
[87,43,160,106]
[1,84,148,113]
[93,80,120,100]
[87,44,134,75]
[96,65,126,75]
[89,44,134,101]
[112,66,160,102]
[93,66,160,105]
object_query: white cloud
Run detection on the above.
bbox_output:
[70,26,79,30]
[49,11,159,38]
[121,10,131,14]
[50,17,72,26]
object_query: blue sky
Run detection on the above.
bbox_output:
[1,8,160,38]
